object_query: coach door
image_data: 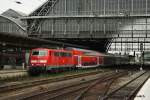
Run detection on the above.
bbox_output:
[77,56,81,67]
[53,52,60,67]
[74,55,81,67]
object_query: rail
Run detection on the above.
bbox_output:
[102,71,149,100]
[0,70,103,94]
[16,71,127,100]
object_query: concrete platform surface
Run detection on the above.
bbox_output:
[134,78,150,100]
[0,69,27,79]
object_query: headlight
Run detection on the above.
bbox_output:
[39,60,47,63]
[31,60,37,63]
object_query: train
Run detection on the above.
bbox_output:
[28,47,130,75]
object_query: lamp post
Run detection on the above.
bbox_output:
[0,42,6,70]
[140,42,143,70]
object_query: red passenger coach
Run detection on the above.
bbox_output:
[81,56,98,67]
[66,47,100,68]
[28,48,74,75]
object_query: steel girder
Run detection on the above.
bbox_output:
[28,0,58,34]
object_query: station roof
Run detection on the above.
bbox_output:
[0,32,88,49]
[0,14,26,31]
[2,9,27,18]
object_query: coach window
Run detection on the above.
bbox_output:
[68,53,72,57]
[54,52,60,56]
[62,52,66,57]
[59,52,63,57]
[66,53,71,57]
[63,52,70,57]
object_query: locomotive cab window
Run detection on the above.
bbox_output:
[32,50,47,56]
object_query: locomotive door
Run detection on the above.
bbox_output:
[74,55,81,67]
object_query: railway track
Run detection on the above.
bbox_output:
[71,71,148,100]
[101,71,150,100]
[74,72,126,100]
[4,70,128,100]
[0,69,146,100]
[10,70,146,100]
[38,71,146,100]
[0,69,108,99]
[49,71,128,100]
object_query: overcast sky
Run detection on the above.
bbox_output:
[0,0,47,15]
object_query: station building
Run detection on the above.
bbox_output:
[0,0,150,53]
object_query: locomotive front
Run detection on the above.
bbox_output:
[28,48,49,75]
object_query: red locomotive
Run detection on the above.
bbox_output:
[28,47,100,75]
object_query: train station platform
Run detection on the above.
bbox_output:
[2,65,26,70]
[134,78,150,100]
[0,69,27,80]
